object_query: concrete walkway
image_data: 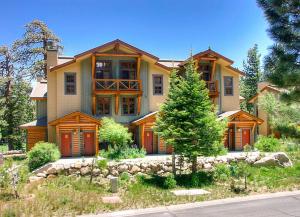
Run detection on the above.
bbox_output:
[79,190,300,217]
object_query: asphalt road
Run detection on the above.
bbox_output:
[130,194,300,217]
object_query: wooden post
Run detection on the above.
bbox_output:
[141,124,145,148]
[92,95,96,115]
[137,95,141,115]
[137,56,141,80]
[115,95,119,115]
[211,60,216,81]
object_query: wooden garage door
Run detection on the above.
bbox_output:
[83,132,95,156]
[61,132,72,157]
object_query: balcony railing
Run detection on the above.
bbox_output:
[95,79,142,92]
[206,80,218,96]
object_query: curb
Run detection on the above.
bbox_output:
[79,190,300,217]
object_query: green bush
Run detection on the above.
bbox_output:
[254,136,281,152]
[96,159,108,170]
[213,163,231,181]
[120,172,130,182]
[99,117,133,150]
[28,142,60,171]
[163,174,177,189]
[100,147,146,160]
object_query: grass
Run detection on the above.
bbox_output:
[0,151,299,216]
[0,145,8,153]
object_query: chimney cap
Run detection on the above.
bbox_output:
[46,40,58,51]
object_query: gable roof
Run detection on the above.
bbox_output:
[131,111,158,125]
[19,117,47,129]
[30,80,47,100]
[192,49,234,64]
[50,39,169,72]
[248,85,282,103]
[218,110,263,124]
[48,111,100,125]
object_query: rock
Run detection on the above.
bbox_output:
[80,167,91,175]
[236,154,246,160]
[47,174,57,179]
[118,164,128,173]
[46,167,57,175]
[29,176,44,183]
[69,168,78,174]
[64,164,71,170]
[92,168,101,176]
[111,169,119,176]
[129,165,140,174]
[216,156,228,163]
[245,154,260,164]
[74,162,82,169]
[36,173,47,178]
[254,152,293,168]
[55,164,64,173]
[102,169,109,177]
[253,156,279,167]
[203,163,212,170]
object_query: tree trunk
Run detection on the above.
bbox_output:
[191,155,197,174]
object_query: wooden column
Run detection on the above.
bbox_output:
[211,60,216,81]
[115,95,119,115]
[137,95,141,115]
[141,124,145,148]
[95,125,99,155]
[137,56,141,80]
[92,55,96,115]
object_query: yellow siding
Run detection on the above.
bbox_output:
[148,64,170,111]
[221,66,240,112]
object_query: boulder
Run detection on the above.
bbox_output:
[130,165,140,174]
[46,167,57,175]
[47,174,57,179]
[80,167,91,175]
[254,152,292,168]
[118,164,128,173]
[92,168,101,176]
[74,162,82,169]
[203,163,212,170]
[29,176,44,183]
[36,173,47,178]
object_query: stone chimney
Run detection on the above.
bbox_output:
[46,41,58,77]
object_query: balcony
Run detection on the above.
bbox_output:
[94,79,142,93]
[206,80,218,97]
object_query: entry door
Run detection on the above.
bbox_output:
[61,132,72,157]
[144,131,153,154]
[242,129,251,146]
[83,132,95,156]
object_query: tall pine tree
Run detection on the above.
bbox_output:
[257,0,300,103]
[240,44,261,112]
[154,59,226,173]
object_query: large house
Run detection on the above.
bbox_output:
[20,39,263,157]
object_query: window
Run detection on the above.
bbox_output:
[95,60,112,79]
[97,97,111,115]
[153,75,163,95]
[199,63,211,81]
[120,61,136,79]
[122,97,136,115]
[64,73,76,95]
[224,76,233,95]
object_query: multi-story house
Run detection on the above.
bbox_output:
[20,39,263,157]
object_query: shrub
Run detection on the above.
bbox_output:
[28,142,60,171]
[100,147,146,160]
[163,174,177,189]
[243,144,253,152]
[120,172,130,182]
[254,136,281,152]
[213,163,231,181]
[99,118,133,150]
[96,159,108,170]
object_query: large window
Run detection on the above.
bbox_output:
[120,61,136,79]
[64,73,76,95]
[95,60,112,79]
[153,74,163,95]
[122,97,136,115]
[224,76,233,96]
[97,97,111,115]
[199,63,211,81]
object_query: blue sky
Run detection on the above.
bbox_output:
[0,0,272,69]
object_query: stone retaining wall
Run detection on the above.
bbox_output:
[31,152,292,181]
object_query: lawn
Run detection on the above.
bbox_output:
[0,151,300,216]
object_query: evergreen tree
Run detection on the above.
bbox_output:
[154,59,226,173]
[2,79,35,150]
[14,20,61,78]
[240,44,261,112]
[257,0,300,103]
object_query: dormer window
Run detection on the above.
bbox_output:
[120,61,136,79]
[95,60,112,79]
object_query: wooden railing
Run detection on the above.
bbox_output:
[206,80,218,96]
[95,79,142,91]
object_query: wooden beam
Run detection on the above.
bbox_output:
[141,124,145,148]
[211,60,216,81]
[115,95,119,115]
[92,95,96,115]
[95,125,99,155]
[199,57,217,61]
[137,95,141,115]
[137,56,141,80]
[95,53,140,58]
[94,90,143,95]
